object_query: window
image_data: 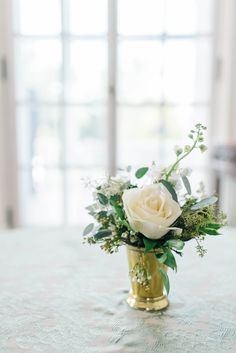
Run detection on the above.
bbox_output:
[11,0,214,226]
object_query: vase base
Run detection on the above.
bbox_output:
[127,291,169,311]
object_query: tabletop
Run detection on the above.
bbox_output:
[0,227,235,353]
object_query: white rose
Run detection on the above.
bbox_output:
[122,184,181,240]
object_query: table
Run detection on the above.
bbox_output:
[0,227,235,353]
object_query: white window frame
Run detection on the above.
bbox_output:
[0,0,19,228]
[1,0,234,227]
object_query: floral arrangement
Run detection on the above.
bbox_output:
[83,124,226,294]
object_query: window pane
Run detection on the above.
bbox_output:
[162,105,209,167]
[118,0,164,35]
[68,0,107,35]
[65,106,107,167]
[65,40,107,103]
[66,168,105,225]
[117,105,209,168]
[118,41,163,103]
[163,40,195,104]
[117,106,162,167]
[163,39,212,104]
[15,39,62,102]
[195,38,213,103]
[16,106,62,167]
[165,0,213,35]
[19,169,63,226]
[14,0,61,35]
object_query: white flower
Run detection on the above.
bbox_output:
[122,184,182,240]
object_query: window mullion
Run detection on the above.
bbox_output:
[108,0,117,176]
[60,0,68,226]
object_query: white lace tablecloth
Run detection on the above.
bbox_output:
[0,227,235,353]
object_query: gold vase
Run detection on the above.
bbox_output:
[126,245,169,311]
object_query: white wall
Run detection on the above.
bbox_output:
[212,0,236,143]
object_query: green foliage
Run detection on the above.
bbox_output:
[94,229,112,240]
[83,223,94,236]
[191,196,218,210]
[135,167,149,179]
[182,175,191,195]
[159,268,170,295]
[165,239,185,251]
[143,237,158,254]
[199,227,220,236]
[97,193,108,205]
[162,248,177,271]
[159,179,178,202]
[156,252,167,263]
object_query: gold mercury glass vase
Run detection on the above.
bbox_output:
[126,245,169,311]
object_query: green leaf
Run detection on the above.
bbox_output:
[83,223,94,236]
[199,227,220,236]
[120,219,132,230]
[155,252,167,263]
[114,205,125,220]
[143,237,157,254]
[163,248,177,271]
[110,194,120,203]
[160,179,178,202]
[191,196,218,210]
[165,239,185,251]
[135,167,149,179]
[206,223,222,230]
[181,175,191,195]
[97,193,108,205]
[94,229,112,240]
[159,268,170,295]
[97,211,108,218]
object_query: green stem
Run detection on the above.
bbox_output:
[165,130,200,181]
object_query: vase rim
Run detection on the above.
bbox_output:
[126,244,162,254]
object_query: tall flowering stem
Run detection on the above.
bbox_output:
[165,124,207,181]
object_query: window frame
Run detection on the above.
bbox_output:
[0,0,229,227]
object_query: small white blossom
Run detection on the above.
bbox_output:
[174,145,183,156]
[179,168,192,177]
[169,172,182,191]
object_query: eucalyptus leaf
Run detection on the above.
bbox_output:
[159,268,170,295]
[94,229,112,240]
[165,239,185,251]
[135,167,149,179]
[97,211,108,218]
[97,193,108,205]
[160,179,178,202]
[191,196,218,211]
[181,175,191,195]
[83,223,94,236]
